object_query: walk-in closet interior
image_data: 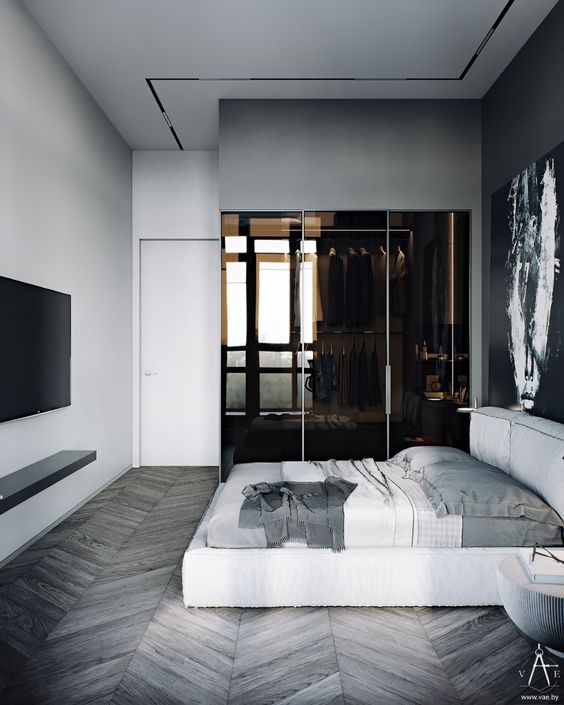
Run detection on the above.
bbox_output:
[221,210,470,478]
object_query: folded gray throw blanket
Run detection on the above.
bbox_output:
[239,477,357,552]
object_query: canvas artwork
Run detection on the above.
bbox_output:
[489,140,563,422]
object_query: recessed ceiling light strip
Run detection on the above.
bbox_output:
[146,79,184,150]
[146,0,516,149]
[459,0,516,80]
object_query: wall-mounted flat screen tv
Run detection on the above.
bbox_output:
[0,276,71,423]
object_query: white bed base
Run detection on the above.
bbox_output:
[182,486,522,608]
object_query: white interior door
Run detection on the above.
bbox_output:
[140,239,219,466]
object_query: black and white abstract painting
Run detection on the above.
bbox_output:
[489,140,563,422]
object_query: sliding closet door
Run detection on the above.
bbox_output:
[140,239,219,466]
[221,210,470,474]
[302,211,388,461]
[388,212,470,455]
[221,212,303,478]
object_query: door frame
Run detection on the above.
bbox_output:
[134,237,221,473]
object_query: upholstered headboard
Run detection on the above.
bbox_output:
[470,407,564,521]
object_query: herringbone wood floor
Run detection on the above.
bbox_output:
[0,466,560,705]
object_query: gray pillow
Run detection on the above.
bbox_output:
[411,458,563,525]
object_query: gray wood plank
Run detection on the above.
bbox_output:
[0,465,188,695]
[229,607,342,705]
[416,605,540,704]
[330,607,461,705]
[273,673,345,705]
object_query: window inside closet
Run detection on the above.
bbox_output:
[221,210,470,480]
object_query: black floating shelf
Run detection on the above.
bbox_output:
[0,450,97,515]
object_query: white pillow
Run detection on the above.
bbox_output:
[392,445,474,477]
[470,407,520,473]
[509,415,564,522]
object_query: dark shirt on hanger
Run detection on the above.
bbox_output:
[326,248,344,326]
[358,248,374,326]
[345,248,360,327]
[368,347,382,405]
[374,250,387,314]
[390,247,408,315]
[348,347,359,407]
[358,347,369,411]
[337,348,348,407]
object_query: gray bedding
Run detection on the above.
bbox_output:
[411,458,563,525]
[208,458,563,549]
[462,516,563,547]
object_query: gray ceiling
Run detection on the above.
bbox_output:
[22,0,558,150]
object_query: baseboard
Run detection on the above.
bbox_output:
[0,463,132,570]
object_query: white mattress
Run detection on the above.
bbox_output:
[183,486,522,607]
[206,460,462,549]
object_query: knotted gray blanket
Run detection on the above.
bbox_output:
[238,477,357,552]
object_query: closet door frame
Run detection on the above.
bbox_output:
[220,209,471,466]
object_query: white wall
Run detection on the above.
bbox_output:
[0,1,132,562]
[132,151,219,468]
[219,99,483,400]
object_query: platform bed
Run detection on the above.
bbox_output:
[182,408,564,607]
[183,485,525,607]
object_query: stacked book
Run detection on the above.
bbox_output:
[519,548,564,585]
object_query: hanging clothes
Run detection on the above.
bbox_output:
[357,346,369,411]
[345,248,360,327]
[314,352,335,404]
[358,247,374,326]
[374,247,387,314]
[390,246,408,315]
[337,348,348,407]
[326,248,344,326]
[330,349,338,393]
[347,346,359,407]
[368,346,382,405]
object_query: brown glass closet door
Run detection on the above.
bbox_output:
[302,211,388,461]
[221,211,303,479]
[388,212,470,457]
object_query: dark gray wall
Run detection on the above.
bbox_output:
[482,0,564,398]
[219,98,482,398]
[219,100,480,212]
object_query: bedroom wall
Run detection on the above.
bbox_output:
[218,99,483,400]
[131,150,220,468]
[482,0,564,402]
[0,0,132,563]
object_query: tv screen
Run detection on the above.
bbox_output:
[0,276,71,423]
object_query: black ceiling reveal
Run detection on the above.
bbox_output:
[147,0,516,150]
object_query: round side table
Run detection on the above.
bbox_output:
[497,556,564,657]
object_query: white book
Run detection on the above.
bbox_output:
[519,548,564,585]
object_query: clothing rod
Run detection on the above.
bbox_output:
[303,228,411,233]
[317,330,386,335]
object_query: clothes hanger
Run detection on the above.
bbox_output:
[379,244,387,256]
